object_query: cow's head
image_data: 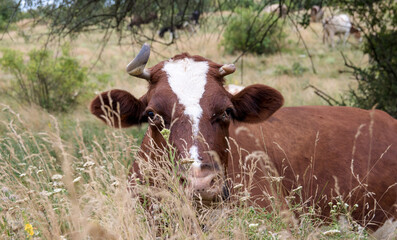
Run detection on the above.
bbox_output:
[350,26,363,42]
[90,44,283,204]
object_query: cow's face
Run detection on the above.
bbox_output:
[90,45,283,204]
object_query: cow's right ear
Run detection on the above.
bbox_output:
[90,89,147,128]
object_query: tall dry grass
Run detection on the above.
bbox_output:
[1,104,387,239]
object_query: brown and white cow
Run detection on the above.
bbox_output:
[310,5,324,23]
[322,14,362,48]
[90,44,397,229]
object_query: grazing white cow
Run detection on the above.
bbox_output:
[322,14,362,48]
[263,4,287,17]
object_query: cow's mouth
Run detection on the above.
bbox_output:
[191,181,230,205]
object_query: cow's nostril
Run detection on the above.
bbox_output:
[210,176,220,187]
[179,176,187,186]
[210,178,216,187]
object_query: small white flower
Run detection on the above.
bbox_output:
[249,223,259,228]
[344,203,349,208]
[1,187,10,193]
[60,235,67,240]
[53,188,63,193]
[51,174,63,180]
[83,161,95,168]
[19,173,26,178]
[111,180,119,187]
[15,197,29,204]
[73,176,81,183]
[36,169,44,174]
[52,181,64,187]
[40,191,52,197]
[323,229,341,235]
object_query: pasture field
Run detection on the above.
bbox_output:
[0,14,386,239]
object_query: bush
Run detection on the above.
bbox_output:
[0,47,90,112]
[221,7,286,55]
[329,0,397,117]
[347,30,397,116]
[0,0,19,31]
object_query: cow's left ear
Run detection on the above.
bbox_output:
[231,84,284,123]
[90,89,147,128]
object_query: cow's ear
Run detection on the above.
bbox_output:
[90,89,147,128]
[231,84,283,123]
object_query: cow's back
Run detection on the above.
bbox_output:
[228,106,397,228]
[329,14,351,33]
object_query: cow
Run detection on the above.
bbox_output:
[322,14,362,48]
[263,4,288,18]
[128,13,158,29]
[90,44,397,230]
[310,5,324,23]
[158,11,200,41]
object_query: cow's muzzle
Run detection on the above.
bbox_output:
[187,173,230,204]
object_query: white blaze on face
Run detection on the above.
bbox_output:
[163,58,209,167]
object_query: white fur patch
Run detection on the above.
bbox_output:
[163,58,208,167]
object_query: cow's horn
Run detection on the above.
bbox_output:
[126,43,151,80]
[219,64,236,77]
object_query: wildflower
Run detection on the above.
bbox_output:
[16,197,29,204]
[40,190,52,197]
[19,173,27,178]
[53,188,63,193]
[249,223,259,228]
[51,174,63,180]
[36,169,44,174]
[323,229,341,235]
[111,180,119,187]
[160,128,170,143]
[52,181,64,187]
[1,186,10,193]
[24,223,34,236]
[73,176,81,183]
[83,161,95,168]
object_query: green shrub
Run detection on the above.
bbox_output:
[221,8,286,55]
[0,47,90,112]
[346,30,397,117]
[0,0,19,31]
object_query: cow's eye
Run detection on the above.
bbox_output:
[225,108,233,116]
[147,111,155,119]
